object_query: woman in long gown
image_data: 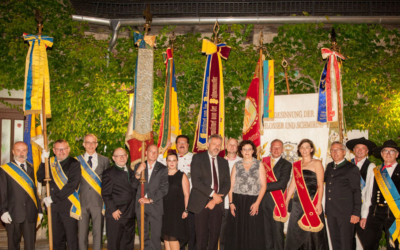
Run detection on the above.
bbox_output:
[285,139,329,250]
[161,150,190,250]
[224,140,267,250]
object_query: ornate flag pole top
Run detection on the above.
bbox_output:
[281,56,290,95]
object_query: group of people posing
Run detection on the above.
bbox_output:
[0,133,399,250]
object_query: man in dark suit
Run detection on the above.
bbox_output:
[38,139,81,250]
[102,147,139,250]
[187,134,231,250]
[78,134,110,250]
[134,144,169,250]
[261,139,291,250]
[0,141,42,250]
[361,140,400,250]
[325,141,361,250]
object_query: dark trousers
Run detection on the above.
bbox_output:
[327,214,355,250]
[52,212,78,250]
[181,212,197,250]
[5,219,36,250]
[195,206,223,250]
[219,209,229,250]
[137,211,162,250]
[106,217,135,250]
[261,195,284,250]
[363,205,400,250]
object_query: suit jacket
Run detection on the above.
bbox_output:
[37,156,81,213]
[325,160,361,218]
[0,161,42,223]
[264,157,292,209]
[102,165,139,219]
[79,153,110,208]
[187,151,231,214]
[134,161,169,216]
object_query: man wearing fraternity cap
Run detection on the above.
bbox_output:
[346,137,377,249]
[361,140,400,250]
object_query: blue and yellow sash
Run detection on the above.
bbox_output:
[0,162,40,222]
[374,164,400,246]
[76,155,105,215]
[50,157,81,220]
[351,159,366,191]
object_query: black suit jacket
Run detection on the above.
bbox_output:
[134,161,168,216]
[264,157,292,209]
[102,165,139,219]
[187,151,231,214]
[325,160,361,218]
[0,161,42,223]
[37,156,81,213]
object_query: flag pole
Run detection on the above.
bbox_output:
[139,5,152,250]
[257,32,265,159]
[330,28,344,143]
[281,57,291,95]
[36,9,53,250]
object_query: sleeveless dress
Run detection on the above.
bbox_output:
[224,159,265,250]
[285,170,329,250]
[161,170,189,244]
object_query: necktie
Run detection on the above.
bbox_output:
[382,164,392,171]
[88,156,93,168]
[20,164,26,172]
[212,157,218,193]
[272,159,276,168]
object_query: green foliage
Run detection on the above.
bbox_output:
[1,0,400,163]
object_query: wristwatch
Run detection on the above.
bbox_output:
[135,172,141,177]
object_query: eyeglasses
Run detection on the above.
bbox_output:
[382,150,398,155]
[84,141,98,145]
[242,148,254,152]
[54,148,69,152]
[330,149,344,152]
[113,154,128,158]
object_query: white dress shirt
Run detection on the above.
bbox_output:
[224,155,242,209]
[353,157,376,205]
[145,161,156,198]
[15,159,27,171]
[362,162,396,219]
[208,152,220,197]
[84,152,98,171]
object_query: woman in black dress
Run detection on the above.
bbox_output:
[161,149,190,250]
[284,139,329,250]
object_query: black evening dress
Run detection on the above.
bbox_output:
[161,170,189,245]
[285,170,329,250]
[224,159,265,250]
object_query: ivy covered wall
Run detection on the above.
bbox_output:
[1,0,400,160]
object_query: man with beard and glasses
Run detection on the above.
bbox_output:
[157,135,196,250]
[0,141,42,250]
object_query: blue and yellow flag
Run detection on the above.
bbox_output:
[23,34,53,117]
[24,114,43,185]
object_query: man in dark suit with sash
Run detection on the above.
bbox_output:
[38,139,81,250]
[325,141,361,250]
[261,139,291,250]
[361,140,400,250]
[78,134,110,250]
[187,134,231,250]
[0,141,42,250]
[346,137,377,249]
[102,148,139,250]
[134,144,169,250]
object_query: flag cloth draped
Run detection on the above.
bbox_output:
[23,114,43,185]
[193,39,230,155]
[263,60,274,120]
[126,31,156,165]
[243,57,265,149]
[23,34,53,118]
[317,48,345,124]
[157,47,181,155]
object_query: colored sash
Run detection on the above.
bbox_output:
[317,48,345,123]
[293,161,324,232]
[0,162,40,222]
[50,157,81,220]
[76,155,105,216]
[351,159,366,191]
[262,157,288,222]
[374,164,400,246]
[193,39,230,154]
